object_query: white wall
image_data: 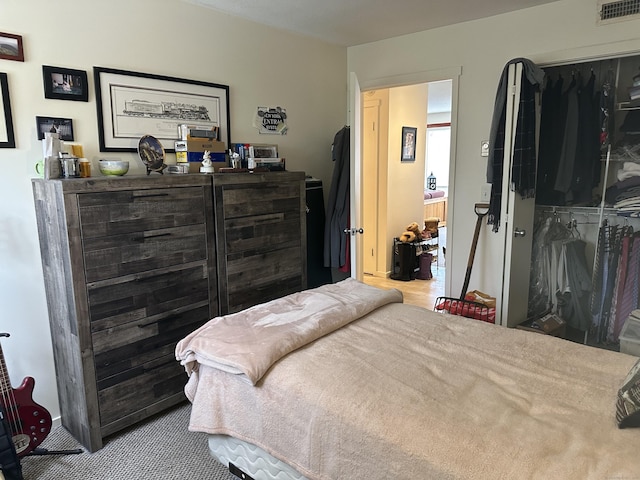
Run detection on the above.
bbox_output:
[0,0,346,420]
[387,84,428,245]
[348,0,640,303]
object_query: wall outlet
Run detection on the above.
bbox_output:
[480,184,491,202]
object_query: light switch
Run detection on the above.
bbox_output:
[480,184,491,202]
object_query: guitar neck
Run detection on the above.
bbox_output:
[0,337,12,398]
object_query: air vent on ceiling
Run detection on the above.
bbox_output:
[598,0,640,24]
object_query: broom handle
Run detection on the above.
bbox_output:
[460,203,489,299]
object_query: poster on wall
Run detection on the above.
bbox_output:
[254,106,287,135]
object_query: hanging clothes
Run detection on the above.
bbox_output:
[555,238,592,331]
[487,58,544,232]
[323,126,350,269]
[590,223,640,343]
[536,76,567,206]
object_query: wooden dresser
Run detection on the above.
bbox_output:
[212,171,307,314]
[32,175,218,452]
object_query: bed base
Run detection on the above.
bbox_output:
[209,434,308,480]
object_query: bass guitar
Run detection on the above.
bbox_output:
[0,333,52,457]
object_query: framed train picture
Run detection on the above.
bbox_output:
[94,66,230,152]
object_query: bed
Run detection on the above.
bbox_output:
[175,279,640,480]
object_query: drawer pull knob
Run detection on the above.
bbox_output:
[133,232,171,242]
[134,193,170,199]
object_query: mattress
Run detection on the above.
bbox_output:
[208,434,307,480]
[177,279,640,480]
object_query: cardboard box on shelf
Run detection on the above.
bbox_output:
[186,138,226,153]
[187,151,226,163]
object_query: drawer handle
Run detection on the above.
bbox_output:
[134,193,170,199]
[138,320,158,328]
[138,314,178,328]
[133,232,172,242]
[144,357,175,373]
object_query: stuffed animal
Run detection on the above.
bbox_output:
[399,222,421,243]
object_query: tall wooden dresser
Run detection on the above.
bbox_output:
[212,171,307,314]
[32,175,218,452]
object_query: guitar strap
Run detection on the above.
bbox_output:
[0,405,22,480]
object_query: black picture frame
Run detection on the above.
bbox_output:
[42,65,89,102]
[0,73,15,148]
[0,32,24,62]
[94,66,231,153]
[401,126,417,162]
[35,116,74,141]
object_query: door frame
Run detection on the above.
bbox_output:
[349,67,461,296]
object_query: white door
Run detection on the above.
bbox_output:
[496,62,537,328]
[362,99,380,275]
[349,72,364,281]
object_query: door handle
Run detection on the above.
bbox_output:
[514,228,526,238]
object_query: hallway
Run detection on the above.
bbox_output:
[362,265,445,311]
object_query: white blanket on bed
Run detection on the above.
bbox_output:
[178,288,640,480]
[176,278,403,385]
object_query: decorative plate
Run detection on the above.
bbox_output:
[137,135,167,175]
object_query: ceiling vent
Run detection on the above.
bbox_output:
[598,0,640,24]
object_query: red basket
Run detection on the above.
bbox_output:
[434,296,495,324]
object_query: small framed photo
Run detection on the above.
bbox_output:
[401,126,417,162]
[42,65,89,102]
[35,116,74,141]
[0,32,24,62]
[1,73,15,148]
[250,144,278,158]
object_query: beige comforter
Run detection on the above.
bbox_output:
[176,281,640,480]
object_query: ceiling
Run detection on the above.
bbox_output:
[182,0,561,47]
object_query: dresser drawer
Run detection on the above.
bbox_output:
[88,263,210,331]
[92,302,209,383]
[221,182,301,219]
[82,223,208,283]
[77,187,206,238]
[97,353,187,428]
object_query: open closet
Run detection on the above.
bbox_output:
[529,53,640,353]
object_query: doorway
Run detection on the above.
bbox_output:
[360,80,453,304]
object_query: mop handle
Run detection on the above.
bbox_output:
[460,203,490,299]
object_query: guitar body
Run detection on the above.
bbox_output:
[0,376,52,457]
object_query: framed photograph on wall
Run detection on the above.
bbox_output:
[42,65,89,102]
[401,126,417,162]
[0,32,24,62]
[35,116,74,141]
[94,66,230,153]
[0,73,15,148]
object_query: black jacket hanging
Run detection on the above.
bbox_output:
[486,58,544,232]
[323,126,350,268]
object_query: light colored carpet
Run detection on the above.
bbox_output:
[21,402,235,480]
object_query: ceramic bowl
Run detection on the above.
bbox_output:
[99,160,129,176]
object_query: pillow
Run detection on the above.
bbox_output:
[616,358,640,429]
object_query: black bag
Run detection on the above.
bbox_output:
[0,405,22,480]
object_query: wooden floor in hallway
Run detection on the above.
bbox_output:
[362,265,445,311]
